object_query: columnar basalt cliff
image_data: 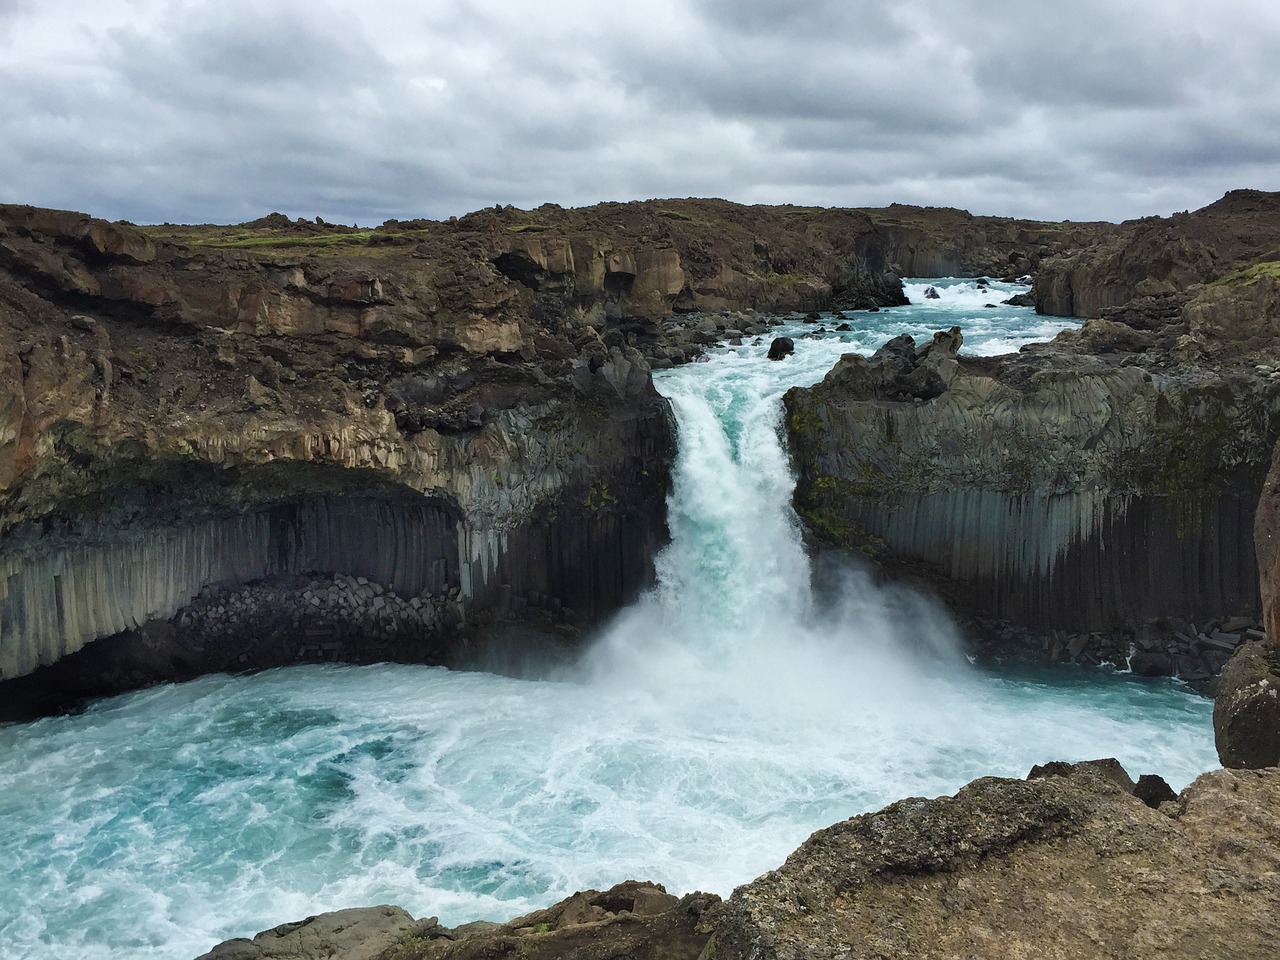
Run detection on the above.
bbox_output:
[787,191,1280,672]
[0,198,1107,714]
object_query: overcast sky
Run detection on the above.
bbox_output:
[2,0,1278,225]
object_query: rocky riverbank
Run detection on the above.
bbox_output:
[193,757,1280,960]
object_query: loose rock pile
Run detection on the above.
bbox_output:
[647,310,780,367]
[967,615,1262,681]
[174,574,463,668]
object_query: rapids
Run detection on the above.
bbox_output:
[0,280,1219,960]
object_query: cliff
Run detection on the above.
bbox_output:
[786,190,1280,671]
[1035,189,1280,362]
[0,197,1102,714]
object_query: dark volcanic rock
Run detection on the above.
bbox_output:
[1133,774,1178,808]
[785,321,1279,638]
[766,336,794,360]
[1213,641,1280,768]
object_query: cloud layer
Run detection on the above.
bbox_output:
[3,0,1278,224]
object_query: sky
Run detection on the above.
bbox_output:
[2,0,1279,226]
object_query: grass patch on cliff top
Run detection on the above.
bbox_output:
[1213,259,1280,286]
[140,224,437,256]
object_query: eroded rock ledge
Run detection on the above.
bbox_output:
[193,761,1280,960]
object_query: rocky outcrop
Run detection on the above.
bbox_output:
[1213,641,1280,768]
[1214,434,1280,768]
[786,192,1280,665]
[1034,190,1280,364]
[198,906,420,960]
[0,197,1109,713]
[0,204,676,715]
[195,881,718,960]
[785,327,1279,651]
[710,762,1280,960]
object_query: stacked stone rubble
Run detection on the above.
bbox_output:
[174,574,464,667]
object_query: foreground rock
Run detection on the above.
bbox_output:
[195,882,718,960]
[711,762,1280,960]
[1214,641,1280,767]
[198,764,1280,960]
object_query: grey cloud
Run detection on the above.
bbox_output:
[1,0,1278,225]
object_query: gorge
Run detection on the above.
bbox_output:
[2,194,1280,958]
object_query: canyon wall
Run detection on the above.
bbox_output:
[784,190,1280,671]
[0,195,1129,711]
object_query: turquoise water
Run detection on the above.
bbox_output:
[0,280,1218,960]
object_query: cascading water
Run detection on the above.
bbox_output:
[0,280,1220,960]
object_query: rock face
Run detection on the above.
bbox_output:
[0,204,676,714]
[1035,189,1280,363]
[710,762,1280,960]
[1214,437,1280,768]
[784,327,1279,645]
[195,881,719,960]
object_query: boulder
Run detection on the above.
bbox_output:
[195,905,418,960]
[1213,640,1280,768]
[766,336,794,360]
[197,882,718,960]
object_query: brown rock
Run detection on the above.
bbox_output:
[710,763,1280,960]
[195,905,417,960]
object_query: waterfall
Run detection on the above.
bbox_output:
[0,284,1219,960]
